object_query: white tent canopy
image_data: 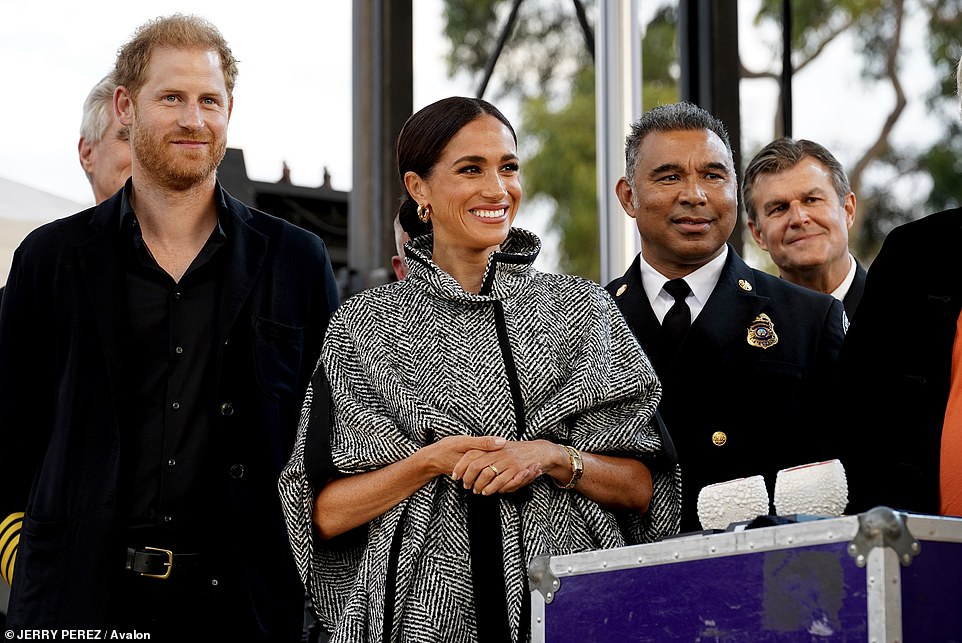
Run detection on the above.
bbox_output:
[0,176,87,285]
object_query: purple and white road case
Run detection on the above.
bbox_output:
[529,508,962,641]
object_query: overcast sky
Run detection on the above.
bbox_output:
[0,0,485,206]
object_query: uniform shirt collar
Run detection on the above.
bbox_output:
[639,245,728,323]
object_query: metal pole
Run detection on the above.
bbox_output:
[351,0,412,295]
[596,0,642,284]
[477,0,524,98]
[781,0,793,137]
[571,0,595,59]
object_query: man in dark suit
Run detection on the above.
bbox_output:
[838,55,962,518]
[839,210,962,516]
[0,15,338,639]
[743,138,866,318]
[605,103,846,532]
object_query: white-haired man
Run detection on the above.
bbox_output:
[78,74,131,204]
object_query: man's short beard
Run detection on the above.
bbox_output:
[131,123,226,191]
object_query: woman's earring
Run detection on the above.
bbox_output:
[417,204,431,223]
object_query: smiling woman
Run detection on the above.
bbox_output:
[279,96,682,642]
[400,101,521,294]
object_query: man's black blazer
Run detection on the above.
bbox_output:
[0,184,339,634]
[839,209,962,515]
[842,259,868,319]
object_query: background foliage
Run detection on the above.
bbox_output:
[442,0,962,279]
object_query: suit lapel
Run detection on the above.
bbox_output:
[843,261,867,318]
[76,197,128,414]
[939,214,962,303]
[682,247,769,362]
[622,256,661,340]
[213,196,268,348]
[611,255,665,365]
[615,248,778,371]
[925,215,962,333]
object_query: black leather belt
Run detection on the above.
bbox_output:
[125,546,202,580]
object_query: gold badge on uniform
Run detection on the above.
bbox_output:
[711,431,727,446]
[615,284,628,297]
[747,313,778,349]
[738,279,753,292]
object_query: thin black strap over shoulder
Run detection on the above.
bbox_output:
[304,362,335,490]
[382,503,411,643]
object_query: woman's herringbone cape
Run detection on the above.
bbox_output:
[279,228,681,642]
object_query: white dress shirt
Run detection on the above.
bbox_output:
[639,245,728,324]
[829,253,858,303]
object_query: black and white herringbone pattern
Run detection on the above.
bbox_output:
[279,228,682,642]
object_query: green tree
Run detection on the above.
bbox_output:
[747,0,906,255]
[521,68,598,278]
[441,0,962,272]
[747,0,962,259]
[914,0,962,211]
[442,0,678,279]
[443,0,594,104]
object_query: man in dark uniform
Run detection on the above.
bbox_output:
[605,103,846,532]
[0,15,338,639]
[743,137,866,318]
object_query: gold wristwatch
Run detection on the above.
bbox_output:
[555,444,583,489]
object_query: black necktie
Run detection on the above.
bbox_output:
[661,278,691,350]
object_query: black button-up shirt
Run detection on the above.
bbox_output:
[117,188,228,547]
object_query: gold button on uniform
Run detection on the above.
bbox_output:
[711,431,727,446]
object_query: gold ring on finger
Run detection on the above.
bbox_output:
[488,464,500,476]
